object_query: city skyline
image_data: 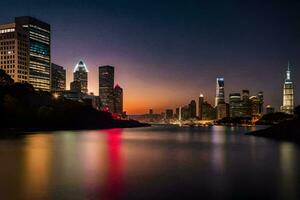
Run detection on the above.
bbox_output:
[0,1,299,114]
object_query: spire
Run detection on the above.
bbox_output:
[73,60,89,72]
[286,61,291,81]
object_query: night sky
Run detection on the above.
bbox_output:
[1,0,299,114]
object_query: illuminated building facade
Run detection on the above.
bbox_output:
[229,93,243,118]
[71,60,88,93]
[51,63,66,92]
[113,84,123,114]
[99,65,114,112]
[0,22,29,83]
[15,16,51,91]
[215,77,225,107]
[281,62,294,114]
[250,96,260,116]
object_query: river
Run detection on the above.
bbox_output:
[0,125,299,199]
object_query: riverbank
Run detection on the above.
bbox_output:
[247,118,300,143]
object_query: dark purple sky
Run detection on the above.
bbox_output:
[1,0,299,114]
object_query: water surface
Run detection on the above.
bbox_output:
[0,126,299,199]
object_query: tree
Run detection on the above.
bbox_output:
[0,69,14,86]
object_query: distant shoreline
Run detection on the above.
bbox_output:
[0,120,150,136]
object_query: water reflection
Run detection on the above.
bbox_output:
[21,134,53,199]
[0,126,299,199]
[104,128,123,200]
[280,142,297,200]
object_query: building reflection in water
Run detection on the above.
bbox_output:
[21,134,53,199]
[103,128,123,200]
[279,142,298,199]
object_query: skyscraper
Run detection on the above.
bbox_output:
[113,84,123,114]
[241,89,252,116]
[72,60,88,93]
[215,77,225,107]
[0,22,29,83]
[257,91,264,114]
[189,100,197,118]
[15,16,51,91]
[217,103,229,120]
[99,65,114,111]
[51,63,66,92]
[229,93,243,118]
[198,94,204,120]
[281,62,294,114]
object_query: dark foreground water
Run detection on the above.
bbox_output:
[0,126,299,200]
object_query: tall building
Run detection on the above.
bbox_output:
[229,93,243,118]
[189,100,197,118]
[241,89,252,116]
[0,22,29,83]
[198,94,204,120]
[281,62,294,114]
[15,16,51,91]
[266,105,275,114]
[257,91,264,114]
[217,103,229,120]
[250,96,260,116]
[113,84,123,114]
[215,77,225,107]
[72,60,88,93]
[165,109,173,119]
[181,105,190,120]
[202,101,216,120]
[99,65,114,111]
[51,63,66,92]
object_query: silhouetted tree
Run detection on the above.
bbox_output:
[0,69,14,86]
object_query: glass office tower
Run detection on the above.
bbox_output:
[15,16,51,91]
[281,62,294,114]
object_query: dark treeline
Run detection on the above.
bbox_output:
[249,106,300,142]
[0,71,146,131]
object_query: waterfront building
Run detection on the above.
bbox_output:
[149,109,153,115]
[250,96,260,116]
[181,105,190,120]
[73,60,88,93]
[242,89,252,116]
[229,93,243,118]
[113,84,123,114]
[99,65,114,112]
[175,107,180,119]
[266,105,275,114]
[189,100,197,118]
[215,77,225,107]
[202,101,216,120]
[165,109,173,119]
[217,103,229,120]
[51,63,66,92]
[0,22,29,83]
[198,94,204,120]
[15,16,51,91]
[258,91,264,114]
[281,62,294,114]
